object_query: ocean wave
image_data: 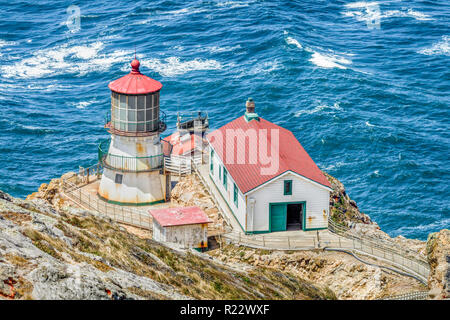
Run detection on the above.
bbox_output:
[309,51,352,69]
[207,45,242,53]
[369,169,381,178]
[320,161,349,172]
[343,2,433,24]
[70,99,97,109]
[140,57,222,77]
[11,123,56,135]
[284,33,352,69]
[164,6,208,16]
[216,1,252,9]
[285,36,302,49]
[0,39,17,48]
[418,35,450,56]
[246,59,282,75]
[26,83,72,91]
[1,42,132,79]
[294,102,343,117]
[344,1,379,9]
[392,217,450,236]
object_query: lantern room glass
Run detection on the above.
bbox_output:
[111,92,160,133]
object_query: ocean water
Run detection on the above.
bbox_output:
[0,0,448,240]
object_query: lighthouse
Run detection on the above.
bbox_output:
[98,58,167,205]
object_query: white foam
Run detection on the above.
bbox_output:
[393,217,450,235]
[418,35,450,56]
[286,36,302,49]
[247,60,282,75]
[71,99,96,109]
[365,121,375,127]
[1,42,132,79]
[283,33,352,70]
[164,7,207,16]
[309,51,352,69]
[294,102,343,117]
[0,40,17,48]
[216,1,251,9]
[208,45,241,53]
[344,1,379,9]
[343,3,433,23]
[141,57,222,77]
[383,9,432,21]
[26,83,71,92]
[320,161,348,171]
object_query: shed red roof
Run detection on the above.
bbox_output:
[207,116,331,194]
[108,59,162,94]
[149,206,212,227]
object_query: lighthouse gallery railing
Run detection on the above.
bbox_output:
[98,139,163,172]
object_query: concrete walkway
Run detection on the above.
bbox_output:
[62,177,170,230]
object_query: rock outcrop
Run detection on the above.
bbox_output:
[325,172,374,225]
[208,245,427,300]
[426,229,450,299]
[325,173,428,256]
[25,172,75,210]
[171,174,228,235]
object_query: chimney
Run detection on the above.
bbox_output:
[246,97,255,113]
[244,97,259,122]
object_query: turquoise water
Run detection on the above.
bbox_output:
[0,0,448,240]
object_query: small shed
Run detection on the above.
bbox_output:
[149,206,212,250]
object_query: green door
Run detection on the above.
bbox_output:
[270,204,287,232]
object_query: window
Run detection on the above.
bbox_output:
[223,168,228,190]
[210,150,214,173]
[219,165,222,179]
[111,93,160,133]
[284,180,292,195]
[115,174,123,184]
[137,95,145,109]
[233,183,238,208]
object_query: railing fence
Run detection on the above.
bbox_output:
[61,169,152,231]
[327,217,430,282]
[380,291,429,300]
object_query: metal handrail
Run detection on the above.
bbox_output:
[60,176,152,230]
[327,215,430,282]
[98,139,163,172]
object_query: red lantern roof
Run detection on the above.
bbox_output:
[108,59,163,94]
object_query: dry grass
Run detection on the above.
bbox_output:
[10,197,336,300]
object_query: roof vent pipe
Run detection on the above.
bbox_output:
[244,98,259,122]
[246,97,255,113]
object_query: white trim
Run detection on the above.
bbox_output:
[245,170,333,195]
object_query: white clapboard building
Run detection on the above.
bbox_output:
[207,98,332,234]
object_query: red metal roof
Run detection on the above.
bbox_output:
[164,132,205,156]
[207,116,331,194]
[149,206,212,227]
[108,59,163,94]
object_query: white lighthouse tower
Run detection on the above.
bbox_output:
[98,58,167,205]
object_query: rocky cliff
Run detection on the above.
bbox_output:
[0,190,334,300]
[2,170,448,300]
[426,229,450,299]
[171,172,447,300]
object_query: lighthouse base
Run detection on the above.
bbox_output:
[98,168,166,206]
